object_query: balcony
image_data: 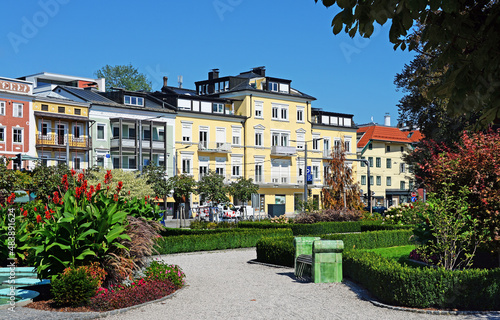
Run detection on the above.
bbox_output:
[36,134,90,149]
[198,142,231,153]
[110,138,165,150]
[271,145,296,156]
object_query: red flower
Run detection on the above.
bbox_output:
[45,211,51,219]
[23,210,28,217]
[71,169,76,176]
[96,183,101,191]
[78,173,84,182]
[7,192,15,204]
[75,186,82,199]
[113,194,119,202]
[53,191,61,204]
[128,191,131,195]
[155,196,159,201]
[104,170,112,184]
[61,174,69,191]
[34,207,37,212]
[116,181,123,193]
[36,214,42,223]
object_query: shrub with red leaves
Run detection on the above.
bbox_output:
[90,279,178,311]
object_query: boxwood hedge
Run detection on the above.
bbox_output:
[155,228,292,254]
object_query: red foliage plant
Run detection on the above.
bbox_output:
[416,129,500,239]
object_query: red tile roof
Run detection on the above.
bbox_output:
[357,125,413,149]
[407,130,424,142]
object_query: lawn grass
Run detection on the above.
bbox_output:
[363,245,424,268]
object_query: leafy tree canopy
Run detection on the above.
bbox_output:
[95,64,152,92]
[143,163,173,198]
[316,0,500,125]
[197,170,229,205]
[228,177,259,204]
[168,174,197,203]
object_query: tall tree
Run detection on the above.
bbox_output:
[197,170,229,205]
[316,0,500,126]
[95,64,152,92]
[228,177,259,218]
[322,144,364,211]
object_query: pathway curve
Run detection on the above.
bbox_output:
[3,248,499,320]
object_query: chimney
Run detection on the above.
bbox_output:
[384,113,391,126]
[252,66,266,77]
[208,68,219,80]
[163,76,168,88]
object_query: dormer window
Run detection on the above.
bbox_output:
[124,95,144,107]
[213,103,224,113]
[268,82,289,94]
[269,82,278,92]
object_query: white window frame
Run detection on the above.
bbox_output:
[232,126,241,146]
[124,95,144,107]
[255,101,263,119]
[181,121,193,142]
[296,106,304,123]
[400,163,406,173]
[213,103,224,114]
[271,159,290,184]
[271,103,289,121]
[215,157,226,178]
[73,155,82,170]
[96,123,106,140]
[255,129,264,147]
[40,120,51,137]
[199,126,209,149]
[269,82,278,92]
[344,138,351,153]
[73,123,84,140]
[254,156,265,183]
[271,131,290,147]
[0,101,5,116]
[387,176,392,186]
[13,127,23,144]
[13,103,23,118]
[296,132,305,150]
[231,156,242,178]
[216,127,226,148]
[0,126,5,142]
[312,134,321,151]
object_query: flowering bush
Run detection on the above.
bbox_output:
[383,202,426,225]
[270,215,289,224]
[145,260,185,287]
[90,279,177,311]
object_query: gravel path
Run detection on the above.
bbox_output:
[3,248,500,320]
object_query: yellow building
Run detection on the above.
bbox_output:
[193,67,358,215]
[33,93,91,169]
[356,124,415,207]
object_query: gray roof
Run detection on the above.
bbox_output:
[56,86,122,107]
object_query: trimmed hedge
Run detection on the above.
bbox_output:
[255,230,413,267]
[155,228,292,254]
[360,224,415,232]
[238,221,365,235]
[160,227,238,237]
[256,236,295,267]
[344,250,500,310]
[237,222,292,229]
[322,230,414,250]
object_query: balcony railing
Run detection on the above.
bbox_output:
[198,142,231,153]
[36,134,90,148]
[271,145,296,156]
[110,138,166,149]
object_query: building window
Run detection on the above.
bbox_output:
[113,126,119,138]
[128,127,136,139]
[255,102,263,118]
[232,127,241,146]
[387,177,392,186]
[386,158,392,168]
[41,104,49,111]
[271,103,288,121]
[386,145,390,152]
[58,106,65,113]
[313,165,320,180]
[376,176,381,186]
[182,159,191,174]
[360,156,366,167]
[0,127,4,142]
[368,143,372,150]
[368,157,373,167]
[199,165,208,179]
[97,124,105,140]
[269,82,278,92]
[128,158,137,170]
[271,132,289,147]
[296,133,305,150]
[13,128,23,143]
[344,140,351,153]
[271,160,290,184]
[112,157,119,169]
[376,157,381,168]
[334,139,341,153]
[370,175,374,185]
[73,125,82,139]
[401,146,404,152]
[232,165,240,177]
[158,129,165,142]
[409,180,414,190]
[297,108,304,122]
[41,122,49,136]
[97,156,104,167]
[361,175,366,185]
[400,181,406,190]
[400,163,406,173]
[182,123,192,142]
[215,167,224,176]
[124,95,144,106]
[255,164,263,182]
[73,157,81,170]
[13,103,23,117]
[74,108,81,115]
[255,132,263,146]
[313,137,320,151]
[213,103,224,113]
[0,101,5,115]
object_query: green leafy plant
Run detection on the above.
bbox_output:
[51,265,101,307]
[145,260,185,287]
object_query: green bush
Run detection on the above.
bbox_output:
[237,221,292,229]
[255,230,414,267]
[361,224,415,232]
[155,228,292,254]
[256,236,295,267]
[51,266,100,307]
[239,221,364,235]
[323,230,414,250]
[160,227,237,237]
[343,250,500,310]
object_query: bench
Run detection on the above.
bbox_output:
[293,237,344,283]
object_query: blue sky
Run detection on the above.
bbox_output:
[1,0,415,125]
